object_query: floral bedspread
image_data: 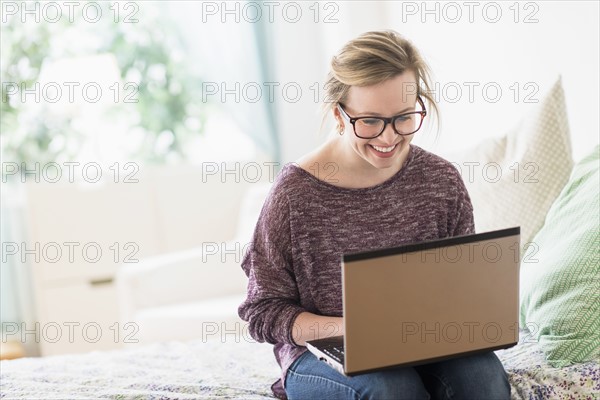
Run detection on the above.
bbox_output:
[495,331,599,399]
[1,330,598,399]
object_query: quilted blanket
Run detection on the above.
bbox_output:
[1,330,598,399]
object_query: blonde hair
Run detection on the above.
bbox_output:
[320,30,439,137]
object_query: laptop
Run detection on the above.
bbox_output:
[306,227,520,376]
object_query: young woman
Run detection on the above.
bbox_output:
[238,30,510,400]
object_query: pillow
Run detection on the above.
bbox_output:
[443,77,573,248]
[519,145,600,367]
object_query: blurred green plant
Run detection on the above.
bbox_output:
[1,1,207,166]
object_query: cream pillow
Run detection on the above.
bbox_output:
[443,77,573,247]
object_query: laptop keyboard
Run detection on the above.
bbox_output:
[321,343,345,364]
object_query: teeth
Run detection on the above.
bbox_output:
[371,144,396,153]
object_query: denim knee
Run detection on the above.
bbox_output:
[415,351,510,400]
[286,352,430,400]
[357,369,430,400]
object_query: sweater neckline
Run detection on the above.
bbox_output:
[287,144,417,194]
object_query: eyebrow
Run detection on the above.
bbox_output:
[354,107,413,116]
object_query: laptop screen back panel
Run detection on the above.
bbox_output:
[342,232,520,374]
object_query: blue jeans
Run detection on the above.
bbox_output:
[285,350,510,400]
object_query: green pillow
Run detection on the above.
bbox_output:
[519,145,600,367]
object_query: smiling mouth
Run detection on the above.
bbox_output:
[369,143,398,153]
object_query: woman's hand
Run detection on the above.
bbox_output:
[291,312,344,346]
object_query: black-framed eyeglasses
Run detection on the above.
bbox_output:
[337,97,427,139]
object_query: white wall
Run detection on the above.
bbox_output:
[271,1,599,164]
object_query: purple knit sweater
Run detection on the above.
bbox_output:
[237,144,475,400]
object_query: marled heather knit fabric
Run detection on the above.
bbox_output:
[238,144,475,400]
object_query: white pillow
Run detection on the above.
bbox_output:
[443,77,573,248]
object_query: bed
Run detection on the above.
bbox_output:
[4,80,598,400]
[1,329,598,399]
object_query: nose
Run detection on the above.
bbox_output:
[379,121,397,144]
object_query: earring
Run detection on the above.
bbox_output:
[338,125,344,135]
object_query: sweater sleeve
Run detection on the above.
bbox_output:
[237,178,305,346]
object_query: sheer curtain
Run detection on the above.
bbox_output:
[1,183,38,355]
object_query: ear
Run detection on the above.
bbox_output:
[332,104,339,118]
[332,105,344,128]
